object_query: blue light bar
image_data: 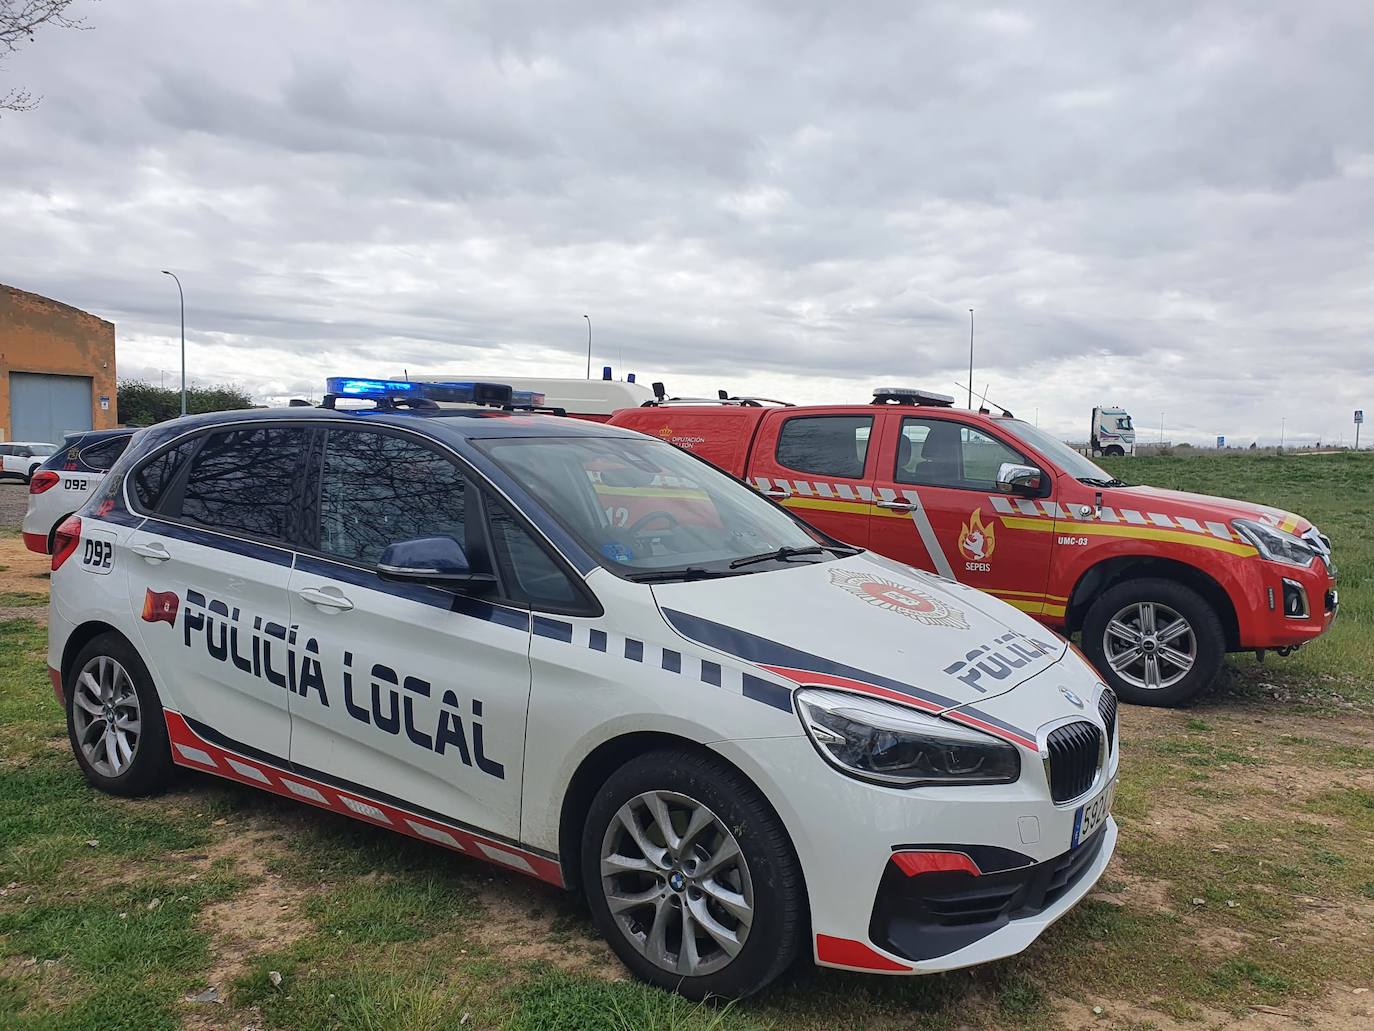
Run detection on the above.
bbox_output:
[325,377,535,407]
[327,377,418,397]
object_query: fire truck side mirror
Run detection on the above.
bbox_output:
[996,463,1042,495]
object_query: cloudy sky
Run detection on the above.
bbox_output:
[3,0,1372,445]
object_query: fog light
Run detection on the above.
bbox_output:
[1281,579,1308,619]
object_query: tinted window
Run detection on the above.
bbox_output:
[179,427,308,539]
[487,503,580,609]
[80,436,131,471]
[133,439,198,511]
[896,418,1025,490]
[774,416,872,479]
[319,429,467,566]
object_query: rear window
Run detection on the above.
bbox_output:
[774,416,872,479]
[133,440,198,512]
[79,436,132,471]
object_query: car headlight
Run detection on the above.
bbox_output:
[1233,518,1316,567]
[795,688,1021,787]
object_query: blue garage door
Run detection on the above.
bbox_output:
[9,372,93,444]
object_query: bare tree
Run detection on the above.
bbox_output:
[1,0,91,113]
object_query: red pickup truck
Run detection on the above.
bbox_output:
[608,388,1337,706]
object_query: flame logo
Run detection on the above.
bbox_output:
[958,509,997,561]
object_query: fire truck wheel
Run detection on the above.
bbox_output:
[1081,578,1225,707]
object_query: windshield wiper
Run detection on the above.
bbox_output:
[1077,476,1129,488]
[626,567,738,583]
[728,545,831,569]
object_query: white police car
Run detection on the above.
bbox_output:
[46,379,1118,999]
[22,429,136,554]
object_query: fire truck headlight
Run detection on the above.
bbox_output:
[795,689,1020,787]
[1233,519,1317,568]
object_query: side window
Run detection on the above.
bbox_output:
[774,416,872,479]
[80,437,131,472]
[487,502,582,609]
[896,418,1027,490]
[132,439,198,511]
[319,429,468,567]
[177,427,309,540]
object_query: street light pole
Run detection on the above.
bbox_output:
[584,314,592,380]
[161,270,186,416]
[967,308,974,410]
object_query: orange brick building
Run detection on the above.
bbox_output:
[0,283,117,443]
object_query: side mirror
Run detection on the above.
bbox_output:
[377,536,495,586]
[996,462,1042,495]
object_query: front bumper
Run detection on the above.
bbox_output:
[1237,558,1337,650]
[870,822,1114,965]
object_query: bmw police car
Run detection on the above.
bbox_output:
[22,428,136,554]
[47,378,1118,999]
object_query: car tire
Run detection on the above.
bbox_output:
[1104,445,1125,457]
[1081,577,1225,707]
[65,632,175,796]
[581,747,805,1000]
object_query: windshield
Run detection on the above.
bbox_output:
[998,420,1122,483]
[477,435,832,578]
[1117,416,1133,431]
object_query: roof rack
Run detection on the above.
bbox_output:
[871,386,956,407]
[640,385,794,409]
[320,394,442,412]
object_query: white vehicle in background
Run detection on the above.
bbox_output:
[1090,407,1135,457]
[414,369,655,422]
[22,429,136,553]
[1,441,58,482]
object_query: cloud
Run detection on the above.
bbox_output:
[2,0,1372,446]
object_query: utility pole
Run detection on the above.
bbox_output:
[161,271,186,416]
[1160,412,1164,444]
[967,309,974,410]
[1280,417,1286,451]
[584,315,592,379]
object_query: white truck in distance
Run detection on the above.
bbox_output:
[1091,406,1135,457]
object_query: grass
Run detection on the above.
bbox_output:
[1,453,1373,1028]
[0,592,46,607]
[1100,451,1374,706]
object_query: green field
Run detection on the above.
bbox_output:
[0,453,1371,1029]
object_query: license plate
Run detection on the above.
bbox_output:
[1072,777,1116,848]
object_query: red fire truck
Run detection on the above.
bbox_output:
[608,387,1337,706]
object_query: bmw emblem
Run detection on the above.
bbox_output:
[1059,686,1085,708]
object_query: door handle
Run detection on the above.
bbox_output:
[876,500,917,512]
[296,586,354,612]
[760,489,790,499]
[130,542,171,562]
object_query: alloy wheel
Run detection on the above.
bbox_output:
[72,655,142,777]
[1102,600,1196,691]
[600,789,754,977]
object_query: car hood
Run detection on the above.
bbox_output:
[650,552,1069,735]
[1104,484,1311,535]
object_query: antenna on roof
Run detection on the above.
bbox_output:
[953,380,1015,419]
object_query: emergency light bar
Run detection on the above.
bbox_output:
[324,378,545,408]
[872,386,955,407]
